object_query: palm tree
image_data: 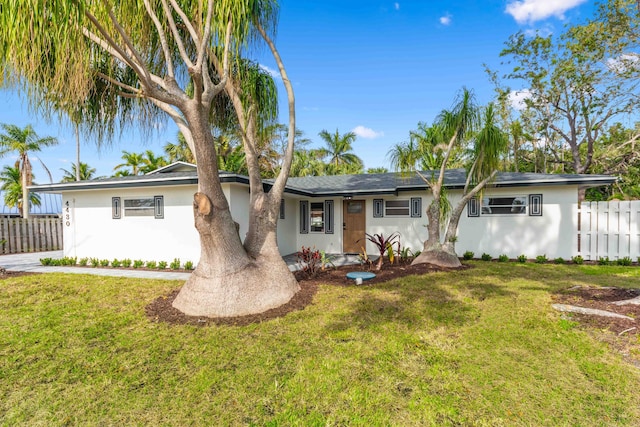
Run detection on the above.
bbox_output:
[113,151,145,176]
[0,165,40,216]
[60,162,96,182]
[164,132,196,164]
[392,88,508,268]
[0,124,58,218]
[140,150,168,174]
[318,129,363,175]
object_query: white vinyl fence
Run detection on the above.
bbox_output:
[578,201,640,261]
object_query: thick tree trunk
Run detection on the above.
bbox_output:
[171,110,299,318]
[412,197,462,268]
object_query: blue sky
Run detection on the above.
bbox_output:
[0,0,596,182]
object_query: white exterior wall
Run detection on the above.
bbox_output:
[456,186,578,259]
[63,185,201,263]
[276,197,298,255]
[295,197,344,254]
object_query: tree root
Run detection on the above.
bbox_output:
[552,304,635,321]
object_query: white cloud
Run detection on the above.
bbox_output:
[508,89,533,111]
[606,53,640,74]
[439,14,452,26]
[352,125,384,139]
[394,2,400,11]
[259,64,281,79]
[505,0,587,24]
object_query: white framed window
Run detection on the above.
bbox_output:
[385,199,410,216]
[481,195,527,215]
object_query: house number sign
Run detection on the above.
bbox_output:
[64,200,71,226]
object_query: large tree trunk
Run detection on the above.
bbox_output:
[171,111,299,318]
[412,197,462,268]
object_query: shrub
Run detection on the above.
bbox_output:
[296,246,322,277]
[617,256,632,266]
[184,261,194,270]
[362,232,400,270]
[133,260,144,269]
[535,254,548,264]
[463,251,474,260]
[100,259,110,267]
[498,254,509,262]
[597,256,611,266]
[517,254,527,263]
[145,260,157,269]
[170,258,181,270]
[111,259,122,268]
[40,257,52,266]
[157,261,168,270]
[397,246,414,264]
[481,253,492,261]
[78,258,89,266]
[90,258,100,267]
[121,258,132,268]
[571,255,584,265]
[413,250,421,258]
[554,257,566,264]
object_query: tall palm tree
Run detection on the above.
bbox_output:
[318,129,363,175]
[0,165,40,217]
[60,162,96,182]
[140,150,168,174]
[113,151,145,176]
[0,124,58,218]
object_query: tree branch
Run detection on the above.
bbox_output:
[160,0,195,69]
[142,0,175,78]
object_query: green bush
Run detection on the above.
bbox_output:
[517,254,527,263]
[100,259,110,267]
[498,254,509,262]
[463,251,474,260]
[157,261,168,270]
[111,259,122,268]
[121,258,132,268]
[571,255,584,265]
[170,258,181,270]
[184,261,194,270]
[133,260,144,269]
[78,258,89,266]
[40,257,52,266]
[145,260,157,269]
[481,253,492,261]
[554,257,566,264]
[535,255,548,264]
[90,258,100,267]
[598,256,611,266]
[617,256,632,266]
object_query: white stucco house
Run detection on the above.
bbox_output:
[32,162,615,263]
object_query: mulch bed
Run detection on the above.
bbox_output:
[146,262,462,327]
[553,287,640,335]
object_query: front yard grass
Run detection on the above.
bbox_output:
[1,263,639,425]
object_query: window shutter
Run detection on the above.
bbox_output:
[529,194,543,216]
[112,197,121,219]
[324,200,334,234]
[279,198,285,219]
[410,197,422,218]
[467,197,480,217]
[299,201,309,234]
[373,199,384,218]
[154,196,164,219]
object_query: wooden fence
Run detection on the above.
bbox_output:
[579,201,640,261]
[0,217,63,254]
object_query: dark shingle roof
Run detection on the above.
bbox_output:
[31,164,616,195]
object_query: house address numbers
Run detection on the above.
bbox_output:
[65,200,71,226]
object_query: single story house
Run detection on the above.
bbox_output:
[32,162,615,264]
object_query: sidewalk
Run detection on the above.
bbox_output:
[0,251,361,280]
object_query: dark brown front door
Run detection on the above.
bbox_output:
[343,200,366,253]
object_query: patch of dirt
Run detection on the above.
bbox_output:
[0,270,38,279]
[553,286,640,367]
[146,262,463,327]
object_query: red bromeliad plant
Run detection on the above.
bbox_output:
[362,232,400,271]
[296,246,322,277]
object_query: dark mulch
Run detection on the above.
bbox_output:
[146,262,462,327]
[0,270,37,279]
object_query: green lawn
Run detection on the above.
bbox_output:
[1,263,639,426]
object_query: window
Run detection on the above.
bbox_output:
[300,200,334,234]
[123,196,164,219]
[467,197,480,217]
[410,197,422,218]
[529,194,543,216]
[112,197,121,219]
[481,196,527,215]
[373,199,384,218]
[310,202,324,232]
[385,199,410,216]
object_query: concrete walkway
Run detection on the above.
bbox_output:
[0,251,362,280]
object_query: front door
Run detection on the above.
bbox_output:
[343,200,366,253]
